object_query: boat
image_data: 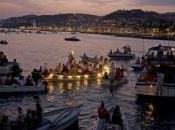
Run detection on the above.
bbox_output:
[64,36,80,41]
[135,65,175,103]
[81,55,100,64]
[37,105,82,130]
[8,105,82,130]
[145,45,175,66]
[108,46,135,60]
[0,83,47,95]
[102,77,128,87]
[131,58,144,72]
[0,40,8,45]
[90,105,123,130]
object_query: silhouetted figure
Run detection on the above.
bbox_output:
[35,102,43,123]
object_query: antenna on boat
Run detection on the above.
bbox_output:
[142,37,145,55]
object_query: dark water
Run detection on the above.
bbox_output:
[0,32,175,130]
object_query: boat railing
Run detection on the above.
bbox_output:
[136,81,175,96]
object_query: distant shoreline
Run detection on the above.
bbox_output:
[80,31,175,41]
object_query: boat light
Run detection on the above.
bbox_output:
[58,75,63,79]
[97,73,102,78]
[150,84,153,88]
[76,75,81,79]
[48,73,54,79]
[104,66,110,74]
[68,76,73,79]
[84,75,89,79]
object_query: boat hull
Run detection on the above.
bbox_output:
[44,73,102,82]
[0,85,47,95]
[135,81,175,103]
[102,77,128,87]
[108,54,135,60]
[38,105,82,130]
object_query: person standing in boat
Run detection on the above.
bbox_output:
[35,101,43,123]
[16,107,25,130]
[109,63,115,84]
[96,102,109,130]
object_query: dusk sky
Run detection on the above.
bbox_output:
[0,0,175,19]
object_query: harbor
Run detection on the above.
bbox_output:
[0,31,175,130]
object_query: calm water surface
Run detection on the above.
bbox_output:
[0,32,175,130]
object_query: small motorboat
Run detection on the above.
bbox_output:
[64,36,80,41]
[108,46,135,60]
[0,83,47,95]
[37,105,82,130]
[81,55,99,64]
[9,105,82,130]
[102,77,128,87]
[90,105,123,130]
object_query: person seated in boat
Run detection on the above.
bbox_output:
[157,50,163,58]
[25,109,34,130]
[98,64,103,73]
[61,64,69,74]
[16,107,25,130]
[32,69,41,85]
[0,52,8,66]
[112,105,123,126]
[123,46,131,54]
[168,51,175,61]
[68,52,75,65]
[145,67,157,82]
[83,53,87,58]
[97,102,109,130]
[135,57,141,64]
[25,75,34,86]
[109,63,116,82]
[17,75,25,87]
[55,63,62,74]
[109,49,113,54]
[0,55,8,66]
[0,114,10,130]
[103,72,109,79]
[116,48,120,53]
[11,59,22,77]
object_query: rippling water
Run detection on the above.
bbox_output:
[0,32,175,130]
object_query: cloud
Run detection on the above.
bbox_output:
[137,0,175,6]
[0,0,174,19]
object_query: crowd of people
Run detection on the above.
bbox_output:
[0,52,8,66]
[41,52,109,76]
[95,102,123,130]
[0,40,8,45]
[0,102,43,130]
[103,63,126,81]
[109,45,132,55]
[0,67,43,86]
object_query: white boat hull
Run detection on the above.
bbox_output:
[37,105,82,130]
